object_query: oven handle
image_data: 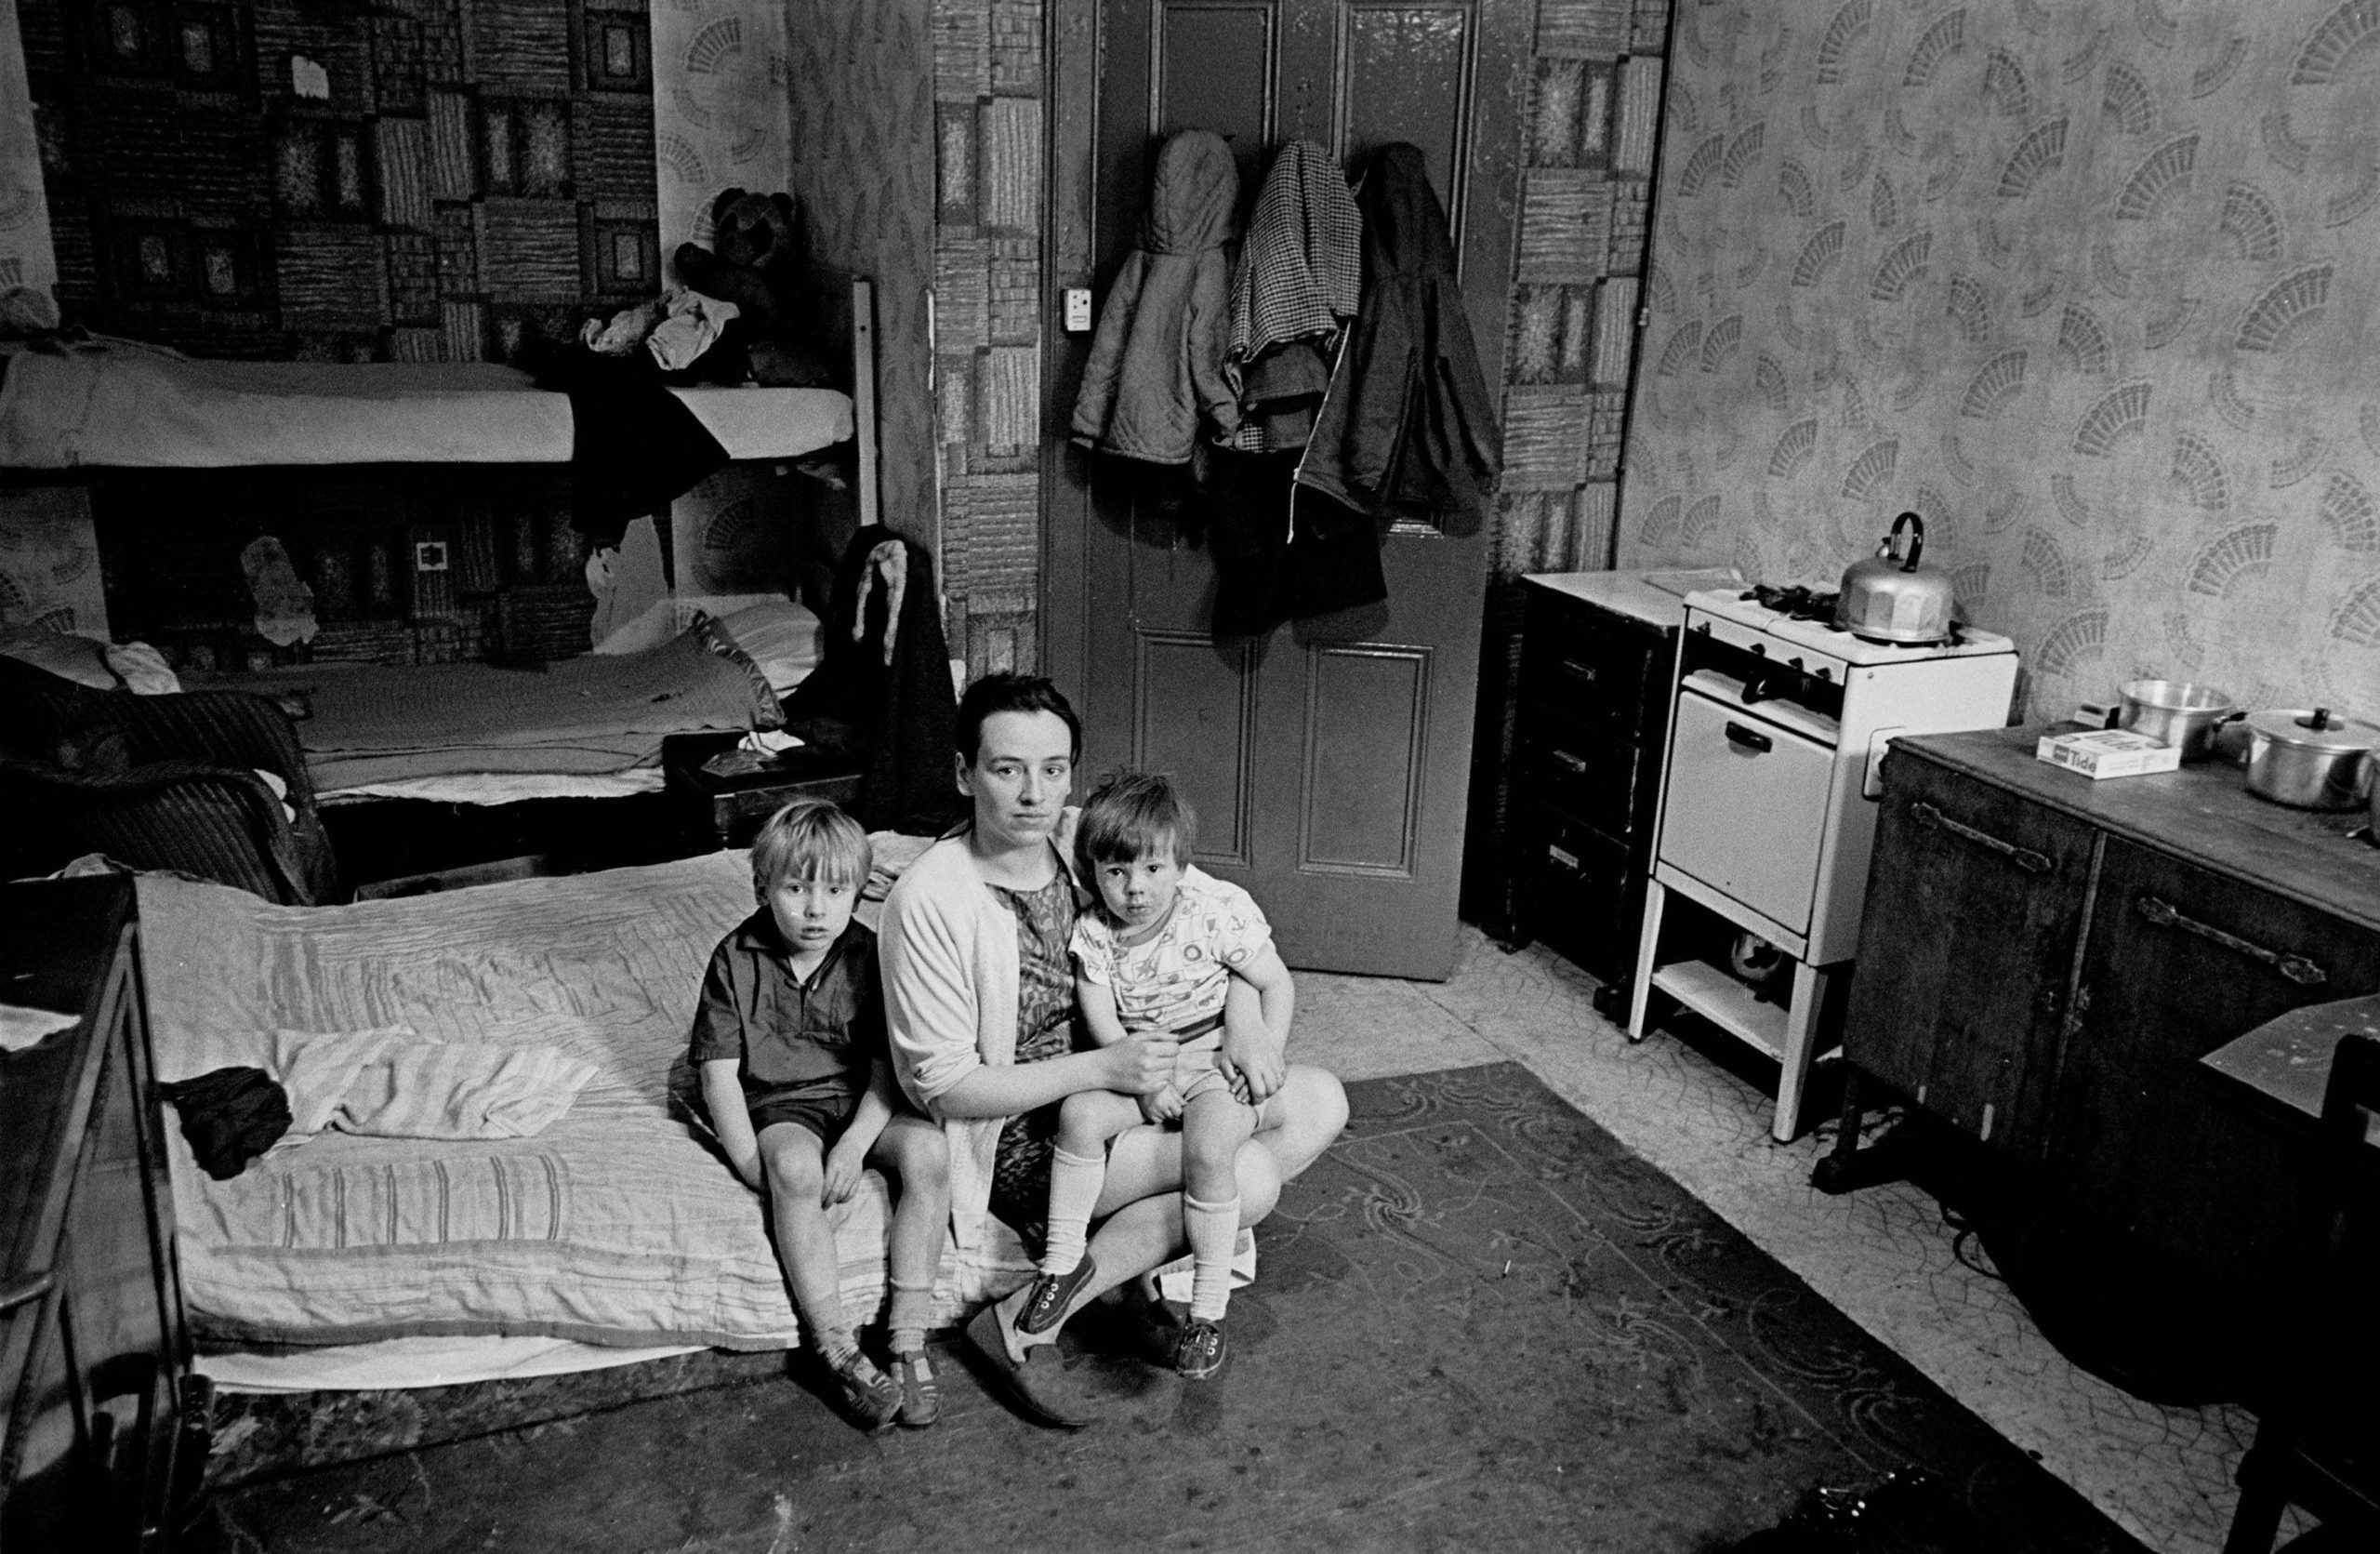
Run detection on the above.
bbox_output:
[1723,721,1773,754]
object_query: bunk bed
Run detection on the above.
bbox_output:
[0,275,882,809]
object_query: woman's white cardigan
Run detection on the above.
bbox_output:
[879,819,1080,1256]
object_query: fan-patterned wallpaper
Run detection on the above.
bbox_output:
[1618,0,2380,722]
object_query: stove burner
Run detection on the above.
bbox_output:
[1743,585,1839,623]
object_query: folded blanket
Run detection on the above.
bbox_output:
[270,1028,600,1141]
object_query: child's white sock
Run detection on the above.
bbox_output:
[1184,1192,1239,1322]
[887,1278,934,1358]
[1039,1145,1106,1276]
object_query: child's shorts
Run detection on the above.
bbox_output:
[1166,1012,1236,1107]
[746,1080,865,1146]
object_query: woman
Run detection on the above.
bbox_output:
[878,672,1348,1426]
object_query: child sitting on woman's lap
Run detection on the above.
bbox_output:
[691,799,951,1432]
[1017,772,1294,1381]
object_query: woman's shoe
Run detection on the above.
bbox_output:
[893,1349,941,1428]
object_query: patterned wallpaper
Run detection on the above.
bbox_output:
[788,0,937,552]
[1619,0,2380,723]
[654,0,790,264]
[21,0,662,363]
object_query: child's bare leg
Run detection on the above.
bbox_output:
[758,1123,846,1347]
[868,1113,951,1347]
[868,1112,950,1427]
[1180,1088,1257,1326]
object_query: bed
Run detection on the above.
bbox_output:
[0,274,883,807]
[135,846,1033,1376]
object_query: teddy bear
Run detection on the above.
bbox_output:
[670,188,830,388]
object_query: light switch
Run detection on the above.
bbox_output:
[1064,287,1092,333]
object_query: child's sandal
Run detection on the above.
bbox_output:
[828,1351,902,1433]
[893,1349,940,1428]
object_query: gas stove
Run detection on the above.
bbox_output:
[1624,584,2022,1141]
[1687,587,2015,669]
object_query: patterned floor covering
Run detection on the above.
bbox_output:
[205,1062,2143,1552]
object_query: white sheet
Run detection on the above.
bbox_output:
[198,1335,704,1395]
[0,341,853,467]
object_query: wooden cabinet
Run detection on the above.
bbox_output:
[1831,727,2380,1268]
[2,877,199,1551]
[1509,574,1682,1002]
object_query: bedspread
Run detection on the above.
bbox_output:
[137,852,1031,1350]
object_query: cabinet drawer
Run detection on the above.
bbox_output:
[1523,733,1639,840]
[1516,808,1638,979]
[1519,595,1665,738]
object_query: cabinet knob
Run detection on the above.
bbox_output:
[1552,749,1589,775]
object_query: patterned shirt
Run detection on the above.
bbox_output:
[1071,866,1272,1034]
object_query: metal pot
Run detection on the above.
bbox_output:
[2242,707,2380,810]
[2116,679,2241,762]
[1835,511,1957,644]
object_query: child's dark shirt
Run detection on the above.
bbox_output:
[688,912,883,1103]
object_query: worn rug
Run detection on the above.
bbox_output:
[206,1063,2144,1552]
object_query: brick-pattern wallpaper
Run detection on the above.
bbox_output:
[1620,0,2380,724]
[1465,0,1672,925]
[931,0,1043,678]
[22,0,660,363]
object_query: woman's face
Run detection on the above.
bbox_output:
[959,710,1076,852]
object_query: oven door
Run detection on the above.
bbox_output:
[1658,683,1838,936]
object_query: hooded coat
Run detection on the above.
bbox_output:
[1070,129,1241,464]
[1296,143,1501,535]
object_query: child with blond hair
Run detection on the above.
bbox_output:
[692,799,950,1430]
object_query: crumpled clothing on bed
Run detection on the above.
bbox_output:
[269,1027,601,1142]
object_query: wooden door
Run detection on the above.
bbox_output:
[1841,754,2099,1163]
[1043,0,1527,978]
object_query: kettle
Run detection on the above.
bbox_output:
[1835,511,1957,644]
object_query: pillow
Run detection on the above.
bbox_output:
[712,599,826,695]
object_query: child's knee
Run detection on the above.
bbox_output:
[760,1131,826,1196]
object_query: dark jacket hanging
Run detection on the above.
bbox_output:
[1295,142,1501,536]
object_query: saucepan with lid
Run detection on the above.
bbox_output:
[2241,707,2380,810]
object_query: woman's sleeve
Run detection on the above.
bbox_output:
[879,878,984,1112]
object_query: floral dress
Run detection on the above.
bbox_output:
[985,870,1081,1252]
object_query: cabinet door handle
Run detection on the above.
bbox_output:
[1560,658,1599,684]
[2135,896,2328,986]
[0,1270,53,1315]
[1723,722,1772,753]
[1909,802,2052,874]
[1551,749,1588,775]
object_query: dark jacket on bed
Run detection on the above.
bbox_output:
[1295,142,1501,537]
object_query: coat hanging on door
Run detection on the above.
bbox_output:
[1295,142,1501,537]
[1222,139,1363,455]
[1068,128,1241,466]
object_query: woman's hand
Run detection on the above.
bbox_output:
[1101,1029,1182,1096]
[822,1139,868,1205]
[1221,1022,1286,1106]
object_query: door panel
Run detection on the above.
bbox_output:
[1047,0,1525,978]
